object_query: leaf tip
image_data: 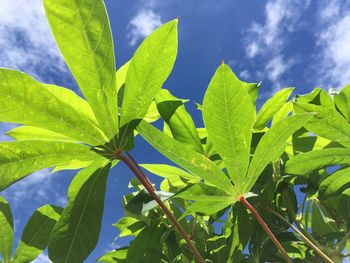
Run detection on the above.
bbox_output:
[220,59,225,65]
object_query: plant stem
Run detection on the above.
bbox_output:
[116,151,205,263]
[125,152,156,191]
[264,206,334,263]
[238,195,292,263]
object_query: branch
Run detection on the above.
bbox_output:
[238,195,292,263]
[264,206,334,263]
[115,151,205,263]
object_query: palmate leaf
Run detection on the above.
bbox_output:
[43,0,118,140]
[137,120,236,195]
[294,102,350,148]
[243,114,313,193]
[285,148,350,175]
[254,87,294,130]
[0,69,106,145]
[140,163,200,181]
[0,195,13,263]
[202,64,254,192]
[120,19,178,127]
[0,140,102,191]
[155,89,204,153]
[12,205,63,263]
[319,167,350,198]
[48,160,111,263]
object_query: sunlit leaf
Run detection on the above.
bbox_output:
[137,121,236,195]
[48,161,111,263]
[294,102,350,148]
[12,205,63,263]
[0,140,102,191]
[334,84,350,121]
[43,0,118,139]
[120,19,178,127]
[244,114,313,193]
[285,148,350,176]
[0,69,106,145]
[156,89,204,153]
[6,126,76,142]
[97,248,128,263]
[254,87,294,130]
[319,167,350,198]
[0,195,13,262]
[202,64,254,191]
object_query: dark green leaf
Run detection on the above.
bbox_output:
[0,195,13,262]
[48,161,111,263]
[12,205,63,263]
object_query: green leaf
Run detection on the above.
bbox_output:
[140,164,200,181]
[339,189,350,222]
[156,89,204,153]
[126,225,165,263]
[113,217,145,238]
[120,19,178,127]
[334,84,350,121]
[116,60,131,93]
[311,201,338,235]
[272,101,293,125]
[202,64,254,191]
[176,183,235,216]
[6,126,76,142]
[243,81,261,107]
[285,148,350,175]
[0,69,106,145]
[296,88,334,108]
[0,195,13,262]
[254,87,294,130]
[0,141,101,191]
[294,102,350,148]
[137,121,236,195]
[48,161,111,263]
[244,114,313,193]
[97,248,128,263]
[43,0,118,140]
[319,167,350,198]
[12,205,63,263]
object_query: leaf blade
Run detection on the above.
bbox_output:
[137,121,236,195]
[48,161,111,263]
[43,0,118,139]
[120,19,178,127]
[244,114,313,193]
[0,140,102,191]
[202,64,254,191]
[0,195,13,262]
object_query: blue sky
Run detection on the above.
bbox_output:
[1,0,350,262]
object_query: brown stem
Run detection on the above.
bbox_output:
[125,152,156,191]
[264,206,334,263]
[238,195,292,263]
[116,151,205,263]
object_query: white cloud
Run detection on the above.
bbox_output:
[0,0,67,81]
[244,0,310,87]
[314,1,350,88]
[2,169,67,211]
[239,70,250,80]
[127,9,162,46]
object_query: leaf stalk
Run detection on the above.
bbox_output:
[115,151,205,263]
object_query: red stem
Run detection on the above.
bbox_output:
[116,151,205,263]
[126,152,156,191]
[239,195,292,263]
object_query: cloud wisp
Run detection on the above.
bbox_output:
[0,0,68,82]
[127,9,162,46]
